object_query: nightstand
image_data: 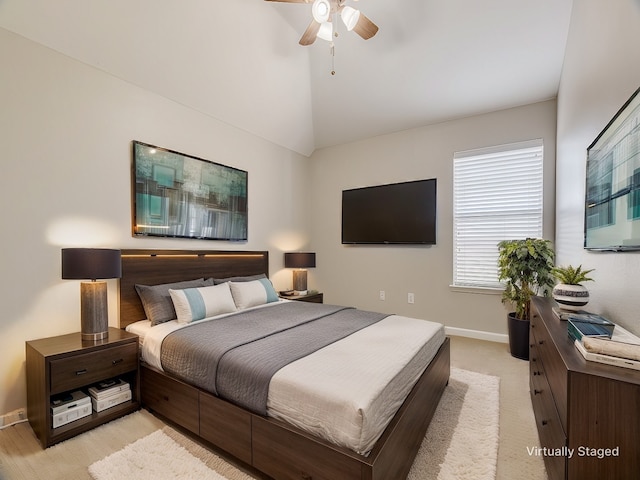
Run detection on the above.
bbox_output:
[26,328,140,448]
[283,292,324,303]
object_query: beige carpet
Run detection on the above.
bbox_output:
[85,368,498,480]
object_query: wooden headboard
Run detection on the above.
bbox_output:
[119,249,269,329]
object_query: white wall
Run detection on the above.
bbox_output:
[0,0,316,156]
[556,0,640,335]
[308,100,557,336]
[0,29,311,415]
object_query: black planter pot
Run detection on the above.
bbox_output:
[507,312,530,360]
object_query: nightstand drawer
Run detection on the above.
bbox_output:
[50,343,138,394]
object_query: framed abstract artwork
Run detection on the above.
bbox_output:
[132,141,248,241]
[585,86,640,251]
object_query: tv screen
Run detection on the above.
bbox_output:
[342,179,437,245]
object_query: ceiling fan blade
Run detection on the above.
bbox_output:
[299,20,321,46]
[353,12,379,40]
[264,0,310,3]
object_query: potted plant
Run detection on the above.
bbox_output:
[497,238,555,360]
[551,264,595,312]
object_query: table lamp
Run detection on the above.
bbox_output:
[284,252,316,295]
[62,248,122,341]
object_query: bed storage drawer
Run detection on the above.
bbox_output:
[50,343,138,394]
[252,415,364,480]
[199,391,251,464]
[141,365,199,434]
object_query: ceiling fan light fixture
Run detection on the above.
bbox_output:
[312,0,331,23]
[340,6,360,31]
[317,21,333,41]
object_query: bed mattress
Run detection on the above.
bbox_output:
[128,302,445,454]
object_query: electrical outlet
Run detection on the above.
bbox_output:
[0,409,26,428]
[379,290,386,301]
[408,292,415,304]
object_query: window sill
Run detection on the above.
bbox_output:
[449,285,503,295]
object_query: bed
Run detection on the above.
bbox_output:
[119,249,450,480]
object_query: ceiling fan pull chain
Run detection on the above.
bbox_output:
[330,42,336,75]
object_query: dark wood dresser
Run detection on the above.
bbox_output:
[530,296,640,479]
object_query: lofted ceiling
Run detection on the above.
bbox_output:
[0,0,573,156]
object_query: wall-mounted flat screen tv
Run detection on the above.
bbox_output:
[342,179,437,245]
[132,141,248,241]
[584,86,640,251]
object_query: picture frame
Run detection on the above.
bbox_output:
[584,86,640,251]
[132,141,248,241]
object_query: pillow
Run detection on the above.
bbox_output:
[135,278,213,326]
[212,273,267,285]
[229,278,279,310]
[169,282,237,324]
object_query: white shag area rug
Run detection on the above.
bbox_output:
[408,367,500,480]
[88,429,228,480]
[89,367,499,480]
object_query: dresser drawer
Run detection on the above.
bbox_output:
[50,343,138,394]
[531,311,568,430]
[530,371,567,480]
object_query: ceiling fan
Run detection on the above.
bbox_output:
[266,0,379,46]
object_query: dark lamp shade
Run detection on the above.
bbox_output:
[284,252,316,269]
[62,248,122,280]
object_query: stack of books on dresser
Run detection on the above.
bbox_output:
[567,312,615,342]
[88,378,132,412]
[569,312,640,371]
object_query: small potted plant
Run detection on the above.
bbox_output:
[551,264,594,312]
[497,238,555,360]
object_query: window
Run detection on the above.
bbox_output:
[453,139,544,289]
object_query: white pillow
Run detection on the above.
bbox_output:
[229,278,279,310]
[169,282,237,324]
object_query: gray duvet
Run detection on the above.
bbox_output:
[160,301,388,414]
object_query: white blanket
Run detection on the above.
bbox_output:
[128,307,445,455]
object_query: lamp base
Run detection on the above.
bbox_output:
[81,331,109,342]
[292,269,308,295]
[80,281,109,342]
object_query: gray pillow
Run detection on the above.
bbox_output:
[135,278,214,326]
[212,273,266,285]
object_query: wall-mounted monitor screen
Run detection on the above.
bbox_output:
[132,141,248,241]
[584,86,640,251]
[342,179,437,245]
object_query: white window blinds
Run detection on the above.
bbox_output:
[453,140,544,289]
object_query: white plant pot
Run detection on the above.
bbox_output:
[552,283,590,311]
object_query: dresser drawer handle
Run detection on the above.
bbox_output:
[75,369,88,376]
[112,358,124,365]
[534,389,542,395]
[538,340,544,345]
[541,420,548,426]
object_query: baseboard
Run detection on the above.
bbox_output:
[445,326,509,344]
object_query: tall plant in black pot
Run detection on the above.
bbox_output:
[497,238,555,359]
